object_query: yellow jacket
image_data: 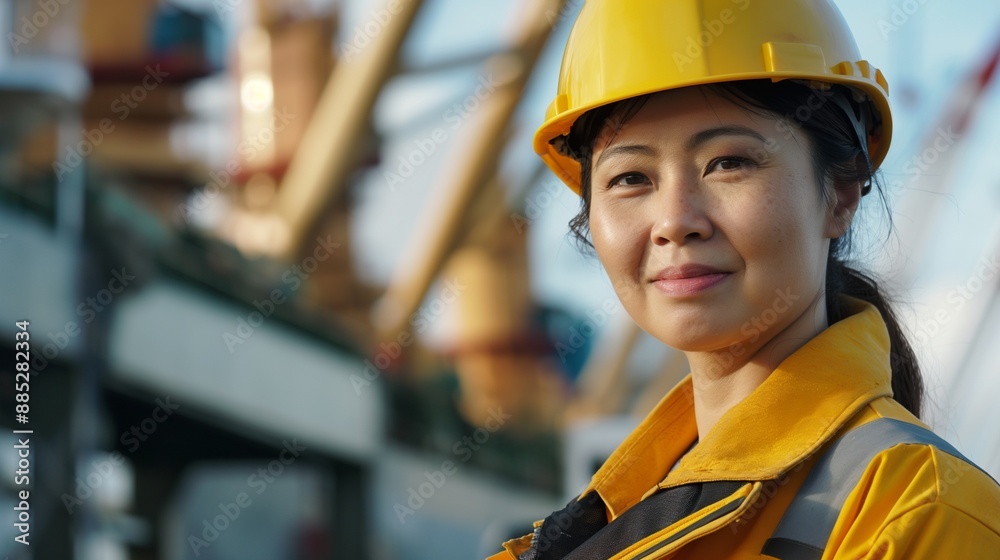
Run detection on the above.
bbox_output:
[489,298,1000,559]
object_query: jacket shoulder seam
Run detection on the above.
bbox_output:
[869,500,1000,555]
[865,445,1000,536]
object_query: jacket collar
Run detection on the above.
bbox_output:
[583,296,894,520]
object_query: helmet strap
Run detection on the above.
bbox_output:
[825,89,877,197]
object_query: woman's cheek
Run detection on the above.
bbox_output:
[592,208,644,291]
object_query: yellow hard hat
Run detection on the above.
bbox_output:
[535,0,892,195]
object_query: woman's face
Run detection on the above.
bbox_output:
[589,87,843,353]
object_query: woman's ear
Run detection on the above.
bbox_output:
[824,156,866,239]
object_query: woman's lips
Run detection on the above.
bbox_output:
[652,272,730,296]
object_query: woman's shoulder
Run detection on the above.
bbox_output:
[830,397,1000,557]
[858,434,1000,520]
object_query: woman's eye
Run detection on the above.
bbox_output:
[609,173,650,188]
[706,156,753,175]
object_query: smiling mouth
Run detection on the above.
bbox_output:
[651,272,730,296]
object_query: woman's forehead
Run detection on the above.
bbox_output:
[634,88,771,132]
[594,87,782,152]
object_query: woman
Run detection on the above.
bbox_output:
[489,0,1000,558]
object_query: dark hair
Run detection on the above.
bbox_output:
[559,79,923,418]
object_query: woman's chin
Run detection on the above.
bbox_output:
[645,324,742,354]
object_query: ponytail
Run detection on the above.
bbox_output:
[826,244,923,418]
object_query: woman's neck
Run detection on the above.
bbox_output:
[685,292,829,441]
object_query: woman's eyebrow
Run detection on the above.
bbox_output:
[686,125,768,150]
[594,144,656,169]
[595,126,768,169]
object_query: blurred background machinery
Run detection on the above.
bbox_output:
[0,1,997,559]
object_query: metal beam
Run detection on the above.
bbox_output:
[373,0,568,335]
[273,0,426,255]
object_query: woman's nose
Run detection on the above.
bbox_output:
[648,179,714,246]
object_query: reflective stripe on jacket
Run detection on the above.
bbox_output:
[487,297,1000,559]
